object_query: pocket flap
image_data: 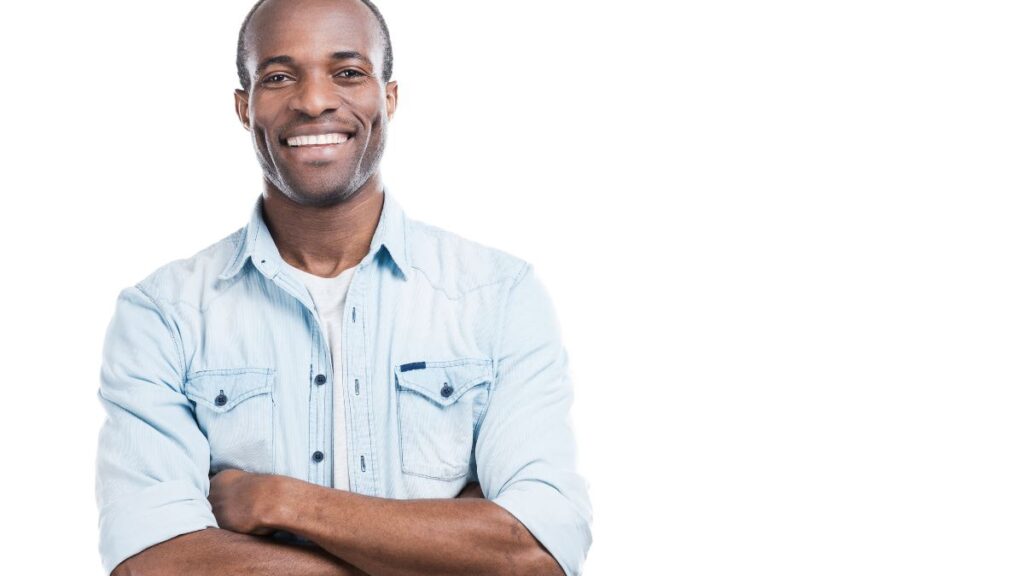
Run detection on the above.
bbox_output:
[184,368,275,413]
[395,359,492,408]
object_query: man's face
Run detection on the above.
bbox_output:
[234,0,397,207]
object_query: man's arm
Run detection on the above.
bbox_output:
[96,285,221,574]
[95,285,374,576]
[113,474,486,576]
[215,476,561,576]
[110,528,368,576]
[473,263,593,575]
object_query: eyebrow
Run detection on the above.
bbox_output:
[254,51,372,77]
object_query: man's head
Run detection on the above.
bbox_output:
[233,0,398,207]
[236,0,393,93]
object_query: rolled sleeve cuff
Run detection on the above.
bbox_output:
[492,481,592,576]
[98,480,219,575]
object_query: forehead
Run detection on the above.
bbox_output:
[246,0,383,69]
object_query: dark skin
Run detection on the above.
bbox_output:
[205,471,559,576]
[113,482,483,576]
[237,0,396,275]
[112,0,562,574]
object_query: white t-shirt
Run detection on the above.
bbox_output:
[281,259,357,491]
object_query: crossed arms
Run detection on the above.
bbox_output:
[111,477,560,576]
[97,266,591,576]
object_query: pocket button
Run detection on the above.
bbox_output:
[394,359,493,481]
[184,368,276,474]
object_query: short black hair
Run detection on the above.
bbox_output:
[236,0,393,92]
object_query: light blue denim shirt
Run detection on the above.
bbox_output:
[94,190,592,575]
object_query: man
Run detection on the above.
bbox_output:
[94,0,592,574]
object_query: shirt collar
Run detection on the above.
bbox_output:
[218,189,410,282]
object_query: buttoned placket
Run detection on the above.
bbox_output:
[230,192,400,497]
[255,257,335,487]
[253,251,380,496]
[342,263,377,496]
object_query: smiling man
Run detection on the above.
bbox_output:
[94,0,592,575]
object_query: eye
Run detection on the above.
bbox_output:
[336,69,366,80]
[261,73,291,85]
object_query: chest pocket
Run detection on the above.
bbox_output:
[395,358,493,481]
[184,368,276,475]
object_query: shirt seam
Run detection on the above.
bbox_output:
[134,282,187,387]
[494,260,532,363]
[407,263,515,301]
[476,260,531,437]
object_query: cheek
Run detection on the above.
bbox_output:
[252,125,267,142]
[249,99,283,143]
[252,123,278,154]
[349,89,388,125]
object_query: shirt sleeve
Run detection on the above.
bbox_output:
[476,263,594,576]
[95,284,218,575]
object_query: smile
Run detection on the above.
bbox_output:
[284,133,350,147]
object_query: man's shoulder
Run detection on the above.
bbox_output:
[404,216,529,298]
[131,227,244,306]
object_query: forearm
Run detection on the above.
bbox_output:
[112,527,368,576]
[268,480,561,576]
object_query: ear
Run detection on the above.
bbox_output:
[234,89,251,131]
[385,81,399,121]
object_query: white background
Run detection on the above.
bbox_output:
[2,1,1022,574]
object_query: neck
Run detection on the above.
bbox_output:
[261,177,385,278]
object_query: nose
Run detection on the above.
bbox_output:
[288,74,342,117]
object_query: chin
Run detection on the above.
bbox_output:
[284,179,363,207]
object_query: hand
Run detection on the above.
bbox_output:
[456,481,484,499]
[208,468,279,536]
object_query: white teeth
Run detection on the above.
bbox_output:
[286,133,349,147]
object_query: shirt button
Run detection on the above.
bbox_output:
[440,383,454,398]
[312,450,324,463]
[214,391,228,406]
[314,374,327,386]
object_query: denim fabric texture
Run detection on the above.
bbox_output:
[95,190,592,575]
